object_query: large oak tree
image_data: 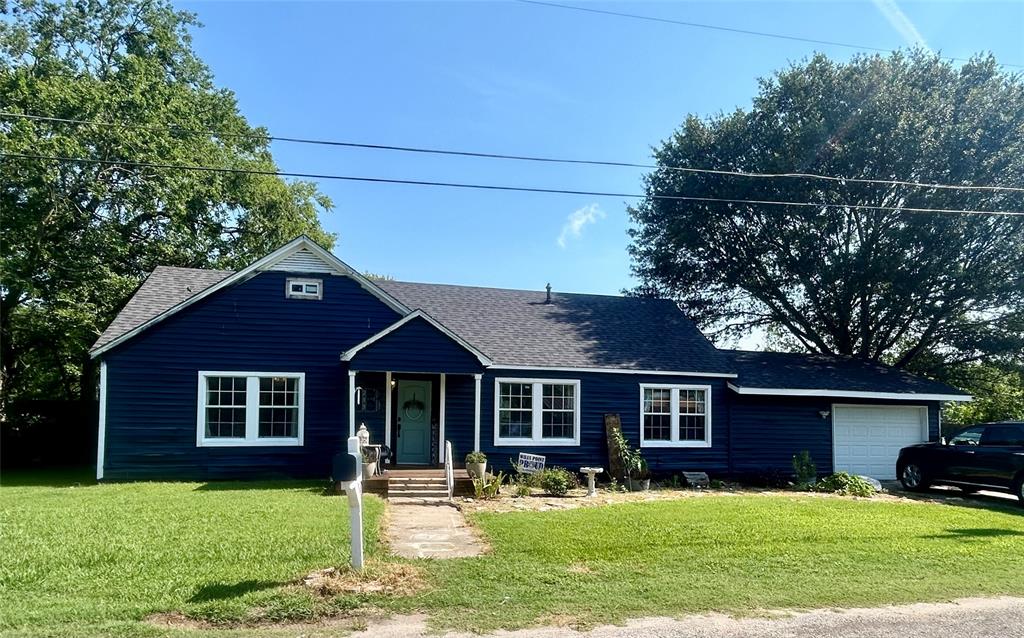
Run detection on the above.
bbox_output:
[1,0,336,405]
[629,52,1024,379]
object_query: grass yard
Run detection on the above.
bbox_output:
[2,471,1023,637]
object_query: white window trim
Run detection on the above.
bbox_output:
[493,377,581,446]
[285,277,323,300]
[639,383,712,448]
[197,371,305,447]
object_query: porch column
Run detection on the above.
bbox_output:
[384,371,392,447]
[348,370,356,437]
[473,373,482,452]
[439,373,447,462]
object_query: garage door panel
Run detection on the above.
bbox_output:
[833,405,927,480]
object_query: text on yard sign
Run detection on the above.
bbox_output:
[517,453,546,474]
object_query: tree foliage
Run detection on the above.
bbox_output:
[629,52,1024,375]
[1,0,335,403]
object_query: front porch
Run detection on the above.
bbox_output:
[340,309,491,467]
[363,467,475,499]
[347,370,482,468]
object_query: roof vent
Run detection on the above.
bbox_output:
[545,283,552,304]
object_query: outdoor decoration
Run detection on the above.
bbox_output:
[580,467,603,497]
[465,451,488,479]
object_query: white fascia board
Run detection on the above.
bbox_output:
[340,309,493,367]
[90,236,410,358]
[489,364,737,378]
[726,382,972,402]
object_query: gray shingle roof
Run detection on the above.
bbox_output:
[376,280,733,374]
[91,266,233,351]
[724,350,969,397]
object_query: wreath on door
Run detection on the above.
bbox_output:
[402,392,425,420]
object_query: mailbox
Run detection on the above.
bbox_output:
[332,451,361,483]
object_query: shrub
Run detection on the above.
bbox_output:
[472,471,504,499]
[513,482,532,498]
[792,450,817,486]
[465,451,487,464]
[540,467,577,496]
[814,472,876,498]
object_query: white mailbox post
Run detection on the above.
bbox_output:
[332,435,364,570]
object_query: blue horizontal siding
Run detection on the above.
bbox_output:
[479,369,732,476]
[102,271,401,480]
[348,316,484,374]
[729,394,940,476]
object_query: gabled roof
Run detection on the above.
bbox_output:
[724,350,971,401]
[375,280,735,375]
[91,266,234,352]
[341,309,493,367]
[89,236,410,357]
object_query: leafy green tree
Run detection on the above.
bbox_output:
[629,52,1024,374]
[1,0,335,405]
[940,363,1024,430]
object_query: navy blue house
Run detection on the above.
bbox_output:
[91,237,970,482]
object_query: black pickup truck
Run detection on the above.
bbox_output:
[896,421,1024,504]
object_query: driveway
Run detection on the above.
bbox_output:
[360,597,1024,638]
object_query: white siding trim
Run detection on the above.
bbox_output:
[493,377,582,447]
[638,383,712,448]
[492,364,736,378]
[473,373,482,452]
[439,373,447,462]
[727,382,970,402]
[96,360,108,481]
[340,309,492,366]
[269,247,344,274]
[348,370,357,438]
[90,236,411,358]
[196,371,305,447]
[385,371,393,448]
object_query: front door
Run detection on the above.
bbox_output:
[397,380,432,465]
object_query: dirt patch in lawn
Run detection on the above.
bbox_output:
[300,562,428,597]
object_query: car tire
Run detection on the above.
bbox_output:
[899,463,929,492]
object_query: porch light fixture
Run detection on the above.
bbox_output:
[819,410,831,419]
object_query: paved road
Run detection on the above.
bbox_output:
[358,597,1024,638]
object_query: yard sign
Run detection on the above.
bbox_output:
[517,452,546,474]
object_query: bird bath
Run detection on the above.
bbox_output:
[580,467,603,497]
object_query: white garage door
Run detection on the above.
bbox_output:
[833,405,928,480]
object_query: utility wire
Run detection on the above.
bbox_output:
[4,152,1022,217]
[516,0,1024,69]
[3,111,1023,194]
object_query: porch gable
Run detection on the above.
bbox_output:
[341,310,491,374]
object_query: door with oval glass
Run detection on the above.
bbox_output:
[396,380,432,465]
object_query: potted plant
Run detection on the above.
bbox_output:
[465,451,487,479]
[361,447,378,479]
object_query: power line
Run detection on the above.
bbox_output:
[4,111,1023,194]
[516,0,1024,69]
[4,152,1022,217]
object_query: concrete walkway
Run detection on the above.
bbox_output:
[387,500,485,559]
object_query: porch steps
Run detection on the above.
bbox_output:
[388,476,449,499]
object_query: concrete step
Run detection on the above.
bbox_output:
[388,490,450,499]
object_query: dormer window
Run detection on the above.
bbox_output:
[286,278,322,300]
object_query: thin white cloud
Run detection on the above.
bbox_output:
[557,203,606,248]
[872,0,930,50]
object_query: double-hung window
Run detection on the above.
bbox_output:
[639,384,711,447]
[197,372,305,446]
[494,378,580,446]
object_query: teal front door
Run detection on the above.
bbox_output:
[397,380,432,465]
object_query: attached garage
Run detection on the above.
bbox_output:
[832,405,928,479]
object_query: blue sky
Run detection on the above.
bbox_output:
[180,0,1023,296]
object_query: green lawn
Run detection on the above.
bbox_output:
[2,471,1023,637]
